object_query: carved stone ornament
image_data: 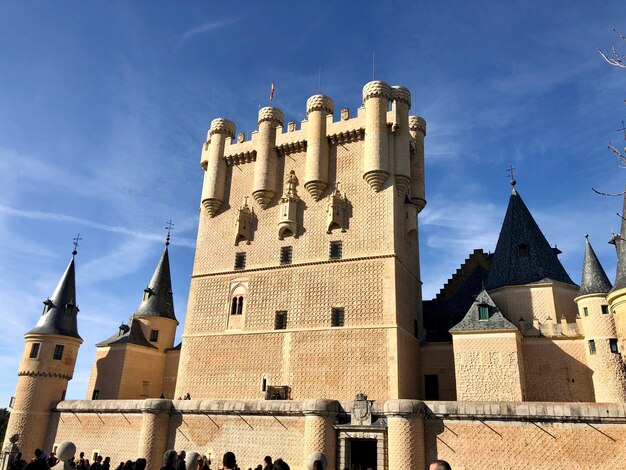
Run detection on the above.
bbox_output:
[327,183,347,234]
[235,196,254,245]
[278,170,300,239]
[351,392,372,425]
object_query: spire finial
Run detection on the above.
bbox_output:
[72,233,82,257]
[507,164,516,187]
[585,233,589,240]
[165,220,174,246]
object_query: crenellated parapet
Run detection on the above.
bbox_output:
[198,81,427,218]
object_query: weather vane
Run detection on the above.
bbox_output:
[165,220,175,246]
[72,233,82,256]
[506,164,516,186]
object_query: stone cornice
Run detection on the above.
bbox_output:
[18,370,73,380]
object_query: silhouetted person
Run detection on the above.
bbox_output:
[177,451,186,470]
[262,457,272,470]
[429,460,452,470]
[272,460,289,470]
[161,450,178,470]
[222,452,236,470]
[134,459,146,470]
[24,450,49,470]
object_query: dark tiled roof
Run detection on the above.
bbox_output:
[423,250,491,341]
[578,236,612,296]
[28,257,81,339]
[450,289,518,332]
[96,318,156,349]
[134,246,177,322]
[485,187,576,290]
[610,190,626,293]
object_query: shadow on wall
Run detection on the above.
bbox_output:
[92,348,127,400]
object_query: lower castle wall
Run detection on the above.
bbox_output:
[44,400,626,470]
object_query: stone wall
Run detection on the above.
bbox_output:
[423,401,626,469]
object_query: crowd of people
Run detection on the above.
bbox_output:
[8,447,452,470]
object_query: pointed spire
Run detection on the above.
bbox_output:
[28,255,81,339]
[133,245,177,322]
[485,187,575,290]
[579,235,612,296]
[610,188,626,293]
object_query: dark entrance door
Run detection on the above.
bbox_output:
[349,438,377,470]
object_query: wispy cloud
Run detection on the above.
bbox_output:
[0,204,196,248]
[177,19,239,45]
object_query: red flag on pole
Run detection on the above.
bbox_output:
[269,81,275,102]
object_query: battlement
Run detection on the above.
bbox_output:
[199,80,428,216]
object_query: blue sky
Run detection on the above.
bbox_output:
[0,1,625,405]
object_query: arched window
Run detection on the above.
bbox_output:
[229,282,248,317]
[231,297,238,315]
[237,296,244,315]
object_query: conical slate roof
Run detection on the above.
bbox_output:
[28,256,81,339]
[133,246,177,322]
[450,289,517,332]
[578,236,612,296]
[485,187,575,290]
[610,189,626,293]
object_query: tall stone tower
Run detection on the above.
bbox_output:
[87,242,179,400]
[576,235,626,402]
[176,81,427,401]
[4,253,83,455]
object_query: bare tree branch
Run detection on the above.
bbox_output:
[592,188,626,196]
[596,30,626,68]
[608,143,626,167]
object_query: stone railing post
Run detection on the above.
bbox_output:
[138,399,172,470]
[302,399,339,470]
[383,400,425,470]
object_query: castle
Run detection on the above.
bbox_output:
[4,81,626,469]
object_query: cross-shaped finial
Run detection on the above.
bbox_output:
[72,233,82,256]
[165,220,174,246]
[618,120,626,140]
[507,164,517,186]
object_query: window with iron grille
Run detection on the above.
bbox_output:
[275,311,287,330]
[234,252,246,270]
[280,246,292,265]
[588,340,596,355]
[329,241,342,260]
[331,307,345,327]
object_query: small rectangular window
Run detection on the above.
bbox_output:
[64,304,74,317]
[143,290,151,301]
[610,338,619,354]
[29,343,40,359]
[61,390,66,401]
[280,246,292,265]
[150,330,159,342]
[588,340,596,355]
[478,305,489,320]
[261,377,267,392]
[331,307,345,327]
[53,345,64,360]
[602,305,610,315]
[92,389,100,400]
[518,244,529,258]
[234,252,246,270]
[424,374,440,400]
[329,241,342,260]
[274,311,287,330]
[583,307,589,317]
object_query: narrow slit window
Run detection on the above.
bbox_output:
[280,246,292,265]
[414,319,419,338]
[234,252,246,270]
[237,297,244,315]
[53,345,64,360]
[331,307,345,327]
[583,307,589,317]
[610,338,619,354]
[275,311,287,330]
[588,340,596,355]
[329,241,342,260]
[231,297,238,315]
[29,343,40,359]
[92,389,100,400]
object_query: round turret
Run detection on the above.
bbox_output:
[362,81,391,192]
[391,86,411,108]
[409,116,426,136]
[253,107,284,209]
[362,80,392,102]
[306,94,334,116]
[258,106,285,126]
[305,95,334,201]
[201,118,236,217]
